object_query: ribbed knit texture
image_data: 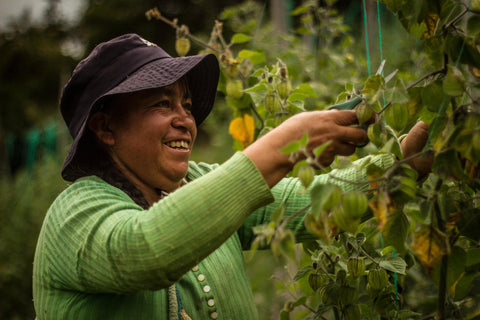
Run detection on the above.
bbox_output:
[33,152,394,319]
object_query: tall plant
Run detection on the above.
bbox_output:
[147,0,480,318]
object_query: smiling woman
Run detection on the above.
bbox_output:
[32,33,431,320]
[89,81,197,197]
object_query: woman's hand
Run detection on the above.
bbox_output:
[243,109,368,187]
[400,121,433,178]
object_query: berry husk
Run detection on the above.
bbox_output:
[368,268,389,290]
[175,38,191,57]
[347,257,366,278]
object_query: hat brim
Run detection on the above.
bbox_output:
[62,53,219,181]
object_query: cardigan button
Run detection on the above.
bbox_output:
[210,311,218,319]
[192,265,199,272]
[197,274,205,282]
[207,298,215,307]
[203,285,211,293]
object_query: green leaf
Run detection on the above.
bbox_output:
[421,82,448,114]
[380,137,402,159]
[299,132,309,146]
[280,310,290,320]
[238,50,265,64]
[432,149,468,180]
[466,248,480,270]
[291,5,309,16]
[409,21,428,39]
[313,141,332,157]
[424,36,444,69]
[310,184,340,219]
[292,296,307,308]
[271,202,285,223]
[457,208,480,241]
[467,15,480,35]
[293,266,313,281]
[345,82,355,92]
[384,85,409,104]
[244,84,268,106]
[382,211,410,255]
[379,256,407,274]
[443,67,465,97]
[453,272,476,301]
[381,246,396,256]
[433,246,466,290]
[286,99,305,111]
[361,74,385,94]
[396,310,422,318]
[278,229,297,261]
[281,141,302,154]
[296,83,318,98]
[231,33,251,44]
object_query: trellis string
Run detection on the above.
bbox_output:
[363,0,399,313]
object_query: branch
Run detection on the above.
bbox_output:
[406,69,446,90]
[146,7,220,53]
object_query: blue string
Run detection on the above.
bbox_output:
[362,0,372,76]
[176,284,183,318]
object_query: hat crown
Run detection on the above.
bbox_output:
[60,33,169,135]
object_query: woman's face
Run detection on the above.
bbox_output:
[106,80,197,192]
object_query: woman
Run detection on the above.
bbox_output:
[33,33,429,319]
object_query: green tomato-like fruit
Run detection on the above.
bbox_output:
[175,38,191,57]
[226,79,244,99]
[368,268,389,290]
[332,206,360,234]
[384,103,408,132]
[276,79,292,99]
[308,272,324,292]
[319,283,339,305]
[264,94,281,113]
[343,304,362,320]
[347,257,366,278]
[338,285,358,306]
[298,165,315,188]
[355,102,373,125]
[342,191,368,219]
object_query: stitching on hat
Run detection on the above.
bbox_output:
[139,37,158,47]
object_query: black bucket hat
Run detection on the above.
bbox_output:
[60,33,219,181]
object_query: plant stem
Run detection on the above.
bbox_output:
[406,69,446,90]
[437,254,448,319]
[432,178,448,319]
[148,7,219,52]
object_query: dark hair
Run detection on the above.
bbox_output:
[66,107,150,210]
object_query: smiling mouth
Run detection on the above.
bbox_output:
[165,140,190,150]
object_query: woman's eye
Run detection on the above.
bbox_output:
[153,100,169,108]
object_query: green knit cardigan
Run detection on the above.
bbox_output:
[33,152,393,319]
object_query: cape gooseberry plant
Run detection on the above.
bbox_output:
[147,0,480,318]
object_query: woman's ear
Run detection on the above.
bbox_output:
[88,112,115,146]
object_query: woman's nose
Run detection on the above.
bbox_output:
[172,104,195,129]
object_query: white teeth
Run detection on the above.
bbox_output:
[166,140,189,149]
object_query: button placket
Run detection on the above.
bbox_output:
[191,264,218,317]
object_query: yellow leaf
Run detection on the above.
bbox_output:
[445,212,460,234]
[368,191,392,230]
[423,12,439,39]
[411,225,450,274]
[229,114,255,148]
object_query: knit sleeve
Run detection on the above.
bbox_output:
[37,152,273,294]
[238,153,395,249]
